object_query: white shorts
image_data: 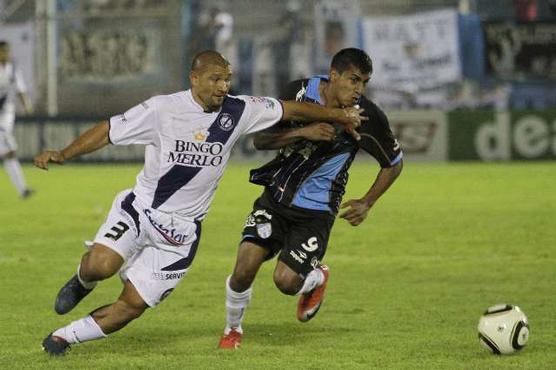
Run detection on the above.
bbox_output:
[93,189,202,307]
[0,130,17,156]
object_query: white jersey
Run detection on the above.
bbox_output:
[0,62,26,130]
[109,89,283,220]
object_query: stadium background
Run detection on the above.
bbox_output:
[2,0,556,163]
[1,1,555,369]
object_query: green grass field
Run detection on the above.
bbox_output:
[0,161,554,369]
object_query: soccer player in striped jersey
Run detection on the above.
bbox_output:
[219,48,403,349]
[34,50,365,356]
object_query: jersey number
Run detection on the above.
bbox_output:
[301,237,319,252]
[104,221,130,241]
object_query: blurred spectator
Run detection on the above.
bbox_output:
[514,0,537,21]
[272,0,303,95]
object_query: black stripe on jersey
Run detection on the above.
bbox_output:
[121,192,140,234]
[161,221,202,271]
[151,96,246,208]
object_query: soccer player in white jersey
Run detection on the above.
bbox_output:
[34,50,366,356]
[0,41,33,198]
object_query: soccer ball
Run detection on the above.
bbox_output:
[477,304,529,355]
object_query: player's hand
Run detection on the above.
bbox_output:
[34,150,65,170]
[337,106,366,141]
[339,198,371,226]
[300,122,336,141]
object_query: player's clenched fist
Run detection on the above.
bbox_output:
[34,150,65,170]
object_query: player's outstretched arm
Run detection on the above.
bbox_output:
[253,122,336,150]
[339,160,403,226]
[280,101,366,140]
[34,120,110,170]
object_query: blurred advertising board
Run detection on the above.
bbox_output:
[484,22,556,81]
[387,110,448,162]
[448,109,556,161]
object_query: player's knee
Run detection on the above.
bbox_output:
[273,270,301,296]
[81,246,123,281]
[230,270,255,292]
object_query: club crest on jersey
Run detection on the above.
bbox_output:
[194,131,208,141]
[218,113,235,131]
[256,222,272,239]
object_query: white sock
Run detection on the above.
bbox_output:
[224,275,252,334]
[4,158,27,196]
[77,263,98,290]
[52,315,107,344]
[296,268,325,295]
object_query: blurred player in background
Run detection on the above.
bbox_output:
[0,40,33,198]
[34,50,365,356]
[219,48,403,349]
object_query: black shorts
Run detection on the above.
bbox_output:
[241,191,335,277]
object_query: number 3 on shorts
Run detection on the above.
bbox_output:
[104,221,130,241]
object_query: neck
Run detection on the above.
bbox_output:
[191,90,212,112]
[319,80,340,108]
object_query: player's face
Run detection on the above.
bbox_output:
[330,64,370,108]
[190,64,232,112]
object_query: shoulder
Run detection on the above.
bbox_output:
[359,95,389,125]
[146,92,186,111]
[280,79,309,101]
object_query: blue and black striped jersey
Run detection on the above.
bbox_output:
[250,76,403,215]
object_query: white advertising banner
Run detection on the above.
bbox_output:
[362,9,461,90]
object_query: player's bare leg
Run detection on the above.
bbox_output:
[219,241,269,349]
[43,280,148,356]
[273,259,329,322]
[2,151,33,198]
[55,244,124,314]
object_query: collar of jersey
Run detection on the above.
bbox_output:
[306,75,329,104]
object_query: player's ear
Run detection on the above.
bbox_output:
[189,71,198,87]
[329,69,339,82]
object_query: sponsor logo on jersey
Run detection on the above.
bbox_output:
[144,209,190,245]
[167,139,224,167]
[152,272,186,281]
[295,86,306,102]
[289,250,304,264]
[248,96,276,109]
[310,257,320,268]
[393,139,400,151]
[218,113,235,131]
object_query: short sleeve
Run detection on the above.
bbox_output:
[109,98,157,145]
[239,96,284,135]
[358,98,403,168]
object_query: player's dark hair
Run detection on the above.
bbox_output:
[331,48,372,75]
[0,41,8,48]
